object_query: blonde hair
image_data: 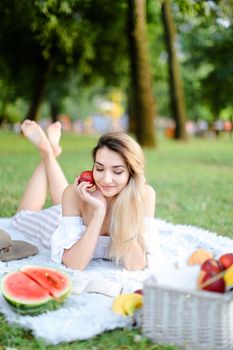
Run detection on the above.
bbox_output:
[92,132,146,265]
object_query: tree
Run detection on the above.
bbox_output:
[128,0,157,147]
[179,2,233,122]
[0,0,82,120]
[161,0,188,140]
[0,0,130,122]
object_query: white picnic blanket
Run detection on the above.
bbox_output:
[0,217,233,345]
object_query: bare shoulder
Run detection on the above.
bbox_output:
[144,184,156,199]
[62,184,83,216]
[143,184,156,217]
[62,184,76,200]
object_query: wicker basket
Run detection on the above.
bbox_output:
[142,276,233,350]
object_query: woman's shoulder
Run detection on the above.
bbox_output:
[144,183,156,194]
[62,184,80,202]
[62,184,85,216]
[143,184,156,217]
[143,184,156,201]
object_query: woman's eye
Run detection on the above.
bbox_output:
[114,171,123,175]
[96,168,104,172]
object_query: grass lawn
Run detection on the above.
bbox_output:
[0,130,232,349]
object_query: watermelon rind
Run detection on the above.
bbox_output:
[6,298,64,316]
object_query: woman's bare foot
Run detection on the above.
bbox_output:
[47,121,62,157]
[21,120,53,154]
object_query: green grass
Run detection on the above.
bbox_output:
[0,130,232,349]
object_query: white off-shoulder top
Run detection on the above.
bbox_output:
[50,216,165,269]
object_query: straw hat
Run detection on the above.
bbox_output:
[0,228,39,262]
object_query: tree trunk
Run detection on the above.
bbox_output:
[126,86,136,133]
[128,0,156,147]
[0,100,7,125]
[161,0,188,140]
[26,59,53,121]
[50,102,59,123]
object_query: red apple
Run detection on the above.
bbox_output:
[200,258,222,274]
[219,253,233,270]
[134,289,143,296]
[199,272,225,293]
[78,170,95,190]
[197,270,206,287]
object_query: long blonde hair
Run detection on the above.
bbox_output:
[92,132,146,264]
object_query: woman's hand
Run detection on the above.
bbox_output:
[74,178,107,213]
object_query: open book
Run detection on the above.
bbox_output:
[72,278,123,298]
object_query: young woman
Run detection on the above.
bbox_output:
[13,120,164,271]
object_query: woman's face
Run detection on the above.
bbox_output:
[93,147,130,198]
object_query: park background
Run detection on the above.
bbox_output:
[0,0,232,142]
[0,0,233,349]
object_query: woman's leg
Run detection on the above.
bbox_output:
[44,121,68,204]
[17,161,48,212]
[17,120,68,212]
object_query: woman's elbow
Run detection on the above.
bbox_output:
[62,250,87,271]
[123,258,147,271]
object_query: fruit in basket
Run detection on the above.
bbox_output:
[187,248,213,266]
[223,265,233,289]
[198,271,225,293]
[197,270,206,286]
[219,253,233,270]
[200,258,222,274]
[1,266,72,315]
[78,170,95,191]
[134,289,143,295]
[112,293,143,316]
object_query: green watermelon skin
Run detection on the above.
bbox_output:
[6,298,64,316]
[1,267,72,316]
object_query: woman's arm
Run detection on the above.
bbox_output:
[61,183,106,270]
[122,240,147,270]
[62,208,105,270]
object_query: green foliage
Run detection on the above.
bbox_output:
[173,0,221,16]
[4,99,28,123]
[62,87,103,120]
[0,0,129,121]
[75,0,129,86]
[0,1,42,96]
[147,0,170,117]
[181,19,233,119]
[0,0,232,125]
[170,0,233,121]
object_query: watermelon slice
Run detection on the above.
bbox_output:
[1,266,72,315]
[20,266,71,299]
